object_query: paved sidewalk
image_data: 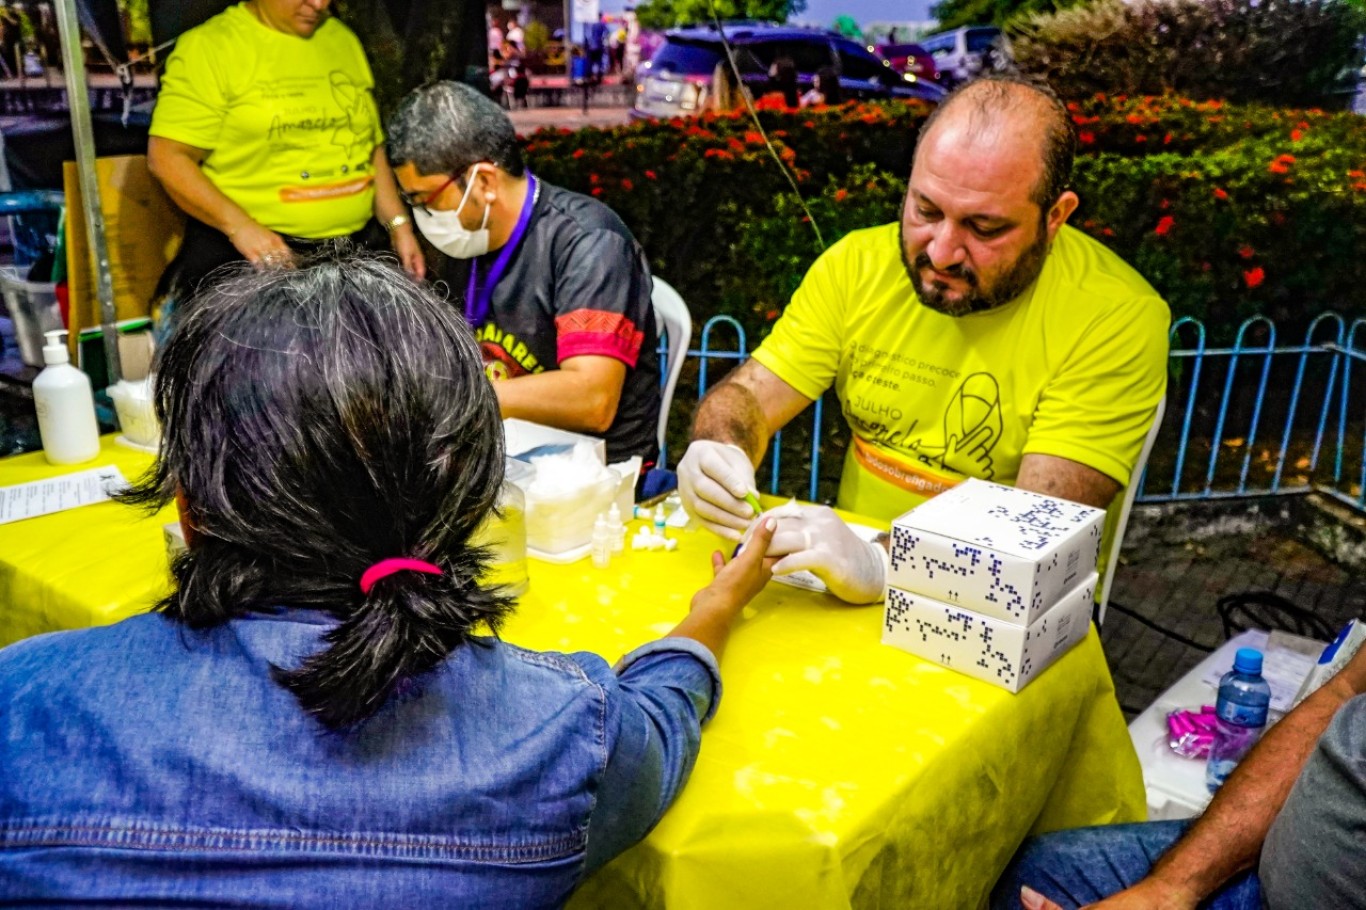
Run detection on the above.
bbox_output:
[508,105,633,134]
[1104,516,1366,717]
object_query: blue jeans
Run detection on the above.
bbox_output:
[990,821,1263,910]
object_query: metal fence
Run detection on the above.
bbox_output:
[658,312,1366,512]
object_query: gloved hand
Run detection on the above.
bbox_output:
[678,440,758,541]
[766,504,889,605]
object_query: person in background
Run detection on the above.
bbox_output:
[709,58,742,111]
[487,13,504,53]
[147,0,422,317]
[765,56,800,108]
[386,81,662,467]
[800,66,843,107]
[506,17,525,52]
[991,639,1366,910]
[678,75,1168,604]
[0,256,778,906]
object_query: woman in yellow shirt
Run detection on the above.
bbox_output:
[148,0,422,306]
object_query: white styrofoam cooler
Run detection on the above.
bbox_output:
[888,478,1105,625]
[883,573,1098,693]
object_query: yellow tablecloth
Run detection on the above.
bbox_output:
[0,437,1146,909]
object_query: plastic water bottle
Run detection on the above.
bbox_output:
[1205,647,1272,792]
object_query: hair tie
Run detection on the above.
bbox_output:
[359,558,443,594]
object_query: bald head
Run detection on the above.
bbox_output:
[916,77,1075,211]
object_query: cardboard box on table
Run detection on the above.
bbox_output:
[63,155,184,367]
[884,573,1098,693]
[888,478,1105,626]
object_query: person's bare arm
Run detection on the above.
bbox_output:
[493,354,626,434]
[690,358,813,465]
[371,145,424,280]
[1015,453,1122,510]
[667,519,776,662]
[1025,644,1366,910]
[146,136,290,265]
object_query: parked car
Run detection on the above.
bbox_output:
[917,26,1009,87]
[875,42,940,84]
[632,22,945,119]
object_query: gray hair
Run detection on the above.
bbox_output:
[386,81,525,178]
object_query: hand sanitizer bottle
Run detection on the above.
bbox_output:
[33,330,100,465]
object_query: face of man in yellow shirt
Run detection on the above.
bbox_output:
[899,86,1080,318]
[249,0,332,39]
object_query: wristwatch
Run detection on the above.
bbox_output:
[382,213,410,233]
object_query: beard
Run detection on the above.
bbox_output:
[899,219,1050,318]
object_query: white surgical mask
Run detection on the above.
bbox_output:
[413,166,491,259]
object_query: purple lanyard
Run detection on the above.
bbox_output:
[465,172,538,328]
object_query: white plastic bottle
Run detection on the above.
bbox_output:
[591,513,612,568]
[33,330,100,465]
[607,503,625,553]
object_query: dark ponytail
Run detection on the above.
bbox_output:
[121,254,514,730]
[274,567,509,729]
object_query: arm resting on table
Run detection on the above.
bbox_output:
[1060,644,1366,909]
[494,354,626,434]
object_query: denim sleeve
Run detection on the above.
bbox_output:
[578,637,722,873]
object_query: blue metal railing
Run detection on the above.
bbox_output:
[657,311,1366,512]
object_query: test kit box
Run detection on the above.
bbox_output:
[888,479,1105,626]
[883,573,1097,693]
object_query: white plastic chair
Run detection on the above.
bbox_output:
[651,276,692,466]
[1097,396,1167,625]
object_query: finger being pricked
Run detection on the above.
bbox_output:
[717,516,779,572]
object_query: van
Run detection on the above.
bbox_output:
[917,27,1008,87]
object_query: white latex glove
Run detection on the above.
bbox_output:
[677,440,758,541]
[766,505,889,605]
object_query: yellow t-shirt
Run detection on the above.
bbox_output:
[754,221,1169,530]
[149,4,380,238]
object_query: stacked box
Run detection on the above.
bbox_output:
[883,574,1097,693]
[881,479,1105,692]
[888,479,1105,625]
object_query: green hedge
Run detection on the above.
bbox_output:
[522,97,1366,342]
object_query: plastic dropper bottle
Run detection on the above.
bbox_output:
[607,503,625,553]
[591,513,612,568]
[33,330,99,465]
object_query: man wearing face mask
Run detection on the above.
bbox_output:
[386,81,660,466]
[678,76,1169,604]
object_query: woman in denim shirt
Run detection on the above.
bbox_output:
[0,256,777,907]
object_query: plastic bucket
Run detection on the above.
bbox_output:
[0,266,61,367]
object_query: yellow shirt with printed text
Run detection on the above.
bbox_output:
[753,222,1170,530]
[149,4,381,238]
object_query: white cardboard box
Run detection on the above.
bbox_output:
[883,573,1097,693]
[503,418,606,465]
[889,478,1104,625]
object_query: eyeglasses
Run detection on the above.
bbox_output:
[399,173,460,216]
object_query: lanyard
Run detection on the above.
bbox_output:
[466,172,539,328]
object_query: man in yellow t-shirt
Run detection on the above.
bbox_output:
[678,76,1169,605]
[147,0,422,306]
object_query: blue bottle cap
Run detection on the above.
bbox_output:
[1233,647,1263,675]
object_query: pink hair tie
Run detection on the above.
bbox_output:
[359,558,443,594]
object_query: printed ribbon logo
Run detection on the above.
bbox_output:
[913,372,1003,480]
[328,71,373,160]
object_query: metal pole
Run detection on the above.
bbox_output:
[53,0,119,384]
[564,0,573,88]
